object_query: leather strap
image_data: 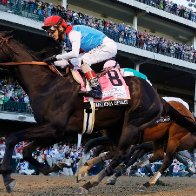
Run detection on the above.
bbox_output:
[0,61,47,66]
[0,61,63,77]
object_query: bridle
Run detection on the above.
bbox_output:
[0,33,46,66]
[0,33,63,77]
[0,34,18,60]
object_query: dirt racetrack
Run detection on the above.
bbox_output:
[0,175,195,196]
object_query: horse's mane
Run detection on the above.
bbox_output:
[0,30,13,37]
[0,30,61,60]
[0,30,39,61]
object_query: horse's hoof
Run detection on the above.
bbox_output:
[76,174,82,183]
[156,180,167,186]
[76,172,88,183]
[39,167,50,175]
[106,177,117,185]
[106,180,116,185]
[77,166,89,181]
[76,187,88,195]
[76,176,79,183]
[138,184,148,192]
[5,179,16,193]
[41,171,49,175]
[143,182,151,188]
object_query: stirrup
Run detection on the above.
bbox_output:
[78,90,87,97]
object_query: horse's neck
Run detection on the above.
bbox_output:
[15,65,57,96]
[11,44,59,96]
[15,65,80,118]
[10,38,79,103]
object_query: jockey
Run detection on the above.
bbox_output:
[42,15,117,99]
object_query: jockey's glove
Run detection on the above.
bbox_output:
[43,55,57,64]
[54,59,69,68]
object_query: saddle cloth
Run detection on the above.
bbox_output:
[71,66,131,107]
[71,65,130,134]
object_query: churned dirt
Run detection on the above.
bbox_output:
[0,175,195,196]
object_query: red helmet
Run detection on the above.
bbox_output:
[42,15,68,30]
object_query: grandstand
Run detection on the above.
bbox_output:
[0,0,195,127]
[67,0,196,107]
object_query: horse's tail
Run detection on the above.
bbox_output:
[84,136,112,154]
[163,99,196,135]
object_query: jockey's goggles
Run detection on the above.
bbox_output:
[46,26,57,35]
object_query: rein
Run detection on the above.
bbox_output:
[0,61,63,77]
[0,33,63,77]
[0,61,47,66]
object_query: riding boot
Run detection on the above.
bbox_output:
[79,76,102,99]
[86,77,102,99]
[79,63,102,99]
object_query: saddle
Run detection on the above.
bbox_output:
[71,60,131,107]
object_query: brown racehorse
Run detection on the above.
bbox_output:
[77,100,196,189]
[0,31,163,193]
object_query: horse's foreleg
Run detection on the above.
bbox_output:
[0,134,18,193]
[78,124,138,194]
[77,156,103,182]
[0,135,17,174]
[78,151,120,194]
[77,150,121,193]
[80,149,129,192]
[76,151,114,182]
[105,163,126,185]
[106,148,147,185]
[75,151,91,182]
[77,168,108,194]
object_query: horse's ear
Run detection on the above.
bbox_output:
[2,30,15,37]
[0,30,15,38]
[6,30,15,36]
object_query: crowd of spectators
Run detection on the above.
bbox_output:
[129,159,195,177]
[0,0,195,63]
[136,0,196,22]
[1,1,196,23]
[0,137,195,177]
[0,79,31,113]
[0,137,89,176]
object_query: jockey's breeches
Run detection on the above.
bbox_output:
[81,37,117,65]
